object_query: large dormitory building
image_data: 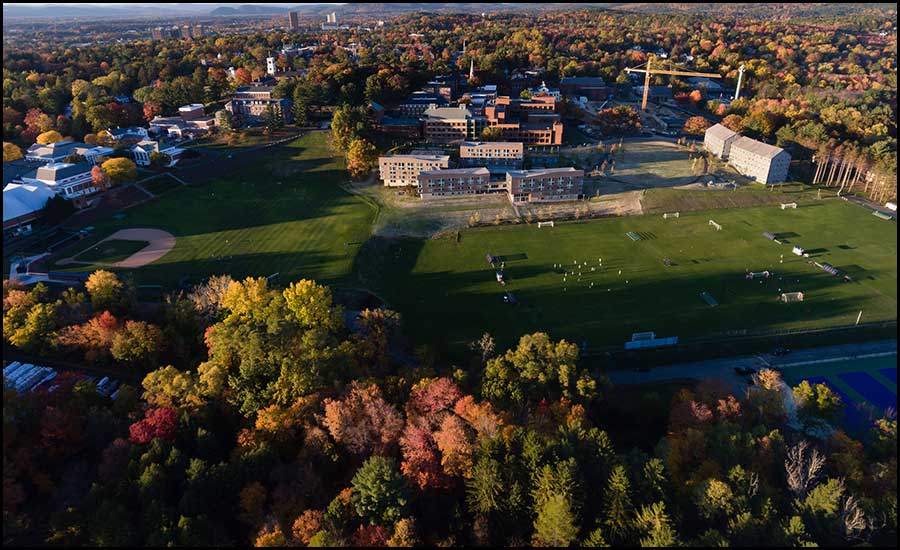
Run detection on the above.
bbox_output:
[704,123,791,184]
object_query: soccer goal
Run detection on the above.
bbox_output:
[537,221,555,228]
[663,212,680,219]
[780,292,804,303]
[708,220,722,231]
[780,202,798,210]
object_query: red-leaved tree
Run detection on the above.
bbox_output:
[129,407,178,444]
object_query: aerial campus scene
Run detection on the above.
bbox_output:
[1,2,897,547]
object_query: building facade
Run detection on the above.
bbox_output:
[21,162,95,205]
[417,167,492,198]
[483,96,564,146]
[703,123,739,160]
[559,76,610,100]
[423,106,484,144]
[225,87,292,126]
[459,141,524,169]
[728,137,791,184]
[25,141,113,166]
[378,154,450,187]
[130,140,185,167]
[506,168,584,202]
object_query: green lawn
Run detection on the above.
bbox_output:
[58,131,377,288]
[55,131,896,360]
[600,140,698,187]
[141,175,183,196]
[359,200,897,353]
[641,184,835,214]
[74,239,149,264]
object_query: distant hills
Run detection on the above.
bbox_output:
[3,2,892,21]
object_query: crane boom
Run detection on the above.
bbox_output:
[624,55,722,110]
[625,68,721,78]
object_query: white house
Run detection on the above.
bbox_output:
[130,140,184,166]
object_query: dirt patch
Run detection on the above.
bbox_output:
[59,228,175,268]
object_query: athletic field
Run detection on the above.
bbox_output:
[56,131,376,288]
[363,200,897,351]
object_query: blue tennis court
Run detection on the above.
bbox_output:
[837,372,897,412]
[878,368,897,384]
[805,376,868,432]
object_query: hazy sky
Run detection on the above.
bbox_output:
[3,2,341,5]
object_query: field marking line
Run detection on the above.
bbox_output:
[776,350,897,369]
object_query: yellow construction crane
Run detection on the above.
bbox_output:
[625,56,722,111]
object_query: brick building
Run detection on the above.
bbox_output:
[423,106,484,144]
[459,141,524,169]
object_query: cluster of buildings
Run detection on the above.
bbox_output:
[369,72,608,203]
[371,86,567,146]
[151,24,205,41]
[703,124,790,184]
[378,141,584,203]
[4,103,216,232]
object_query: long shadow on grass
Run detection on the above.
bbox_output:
[361,252,885,359]
[57,249,354,289]
[84,165,368,240]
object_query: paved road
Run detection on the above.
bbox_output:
[606,339,897,394]
[842,195,896,218]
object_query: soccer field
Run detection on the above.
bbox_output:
[363,200,897,352]
[57,131,377,288]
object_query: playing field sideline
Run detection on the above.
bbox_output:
[362,200,897,351]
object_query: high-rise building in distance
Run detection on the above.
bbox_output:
[288,11,300,31]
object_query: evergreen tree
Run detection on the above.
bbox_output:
[602,465,634,545]
[634,501,679,547]
[533,493,579,547]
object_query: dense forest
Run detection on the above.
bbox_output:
[3,273,897,546]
